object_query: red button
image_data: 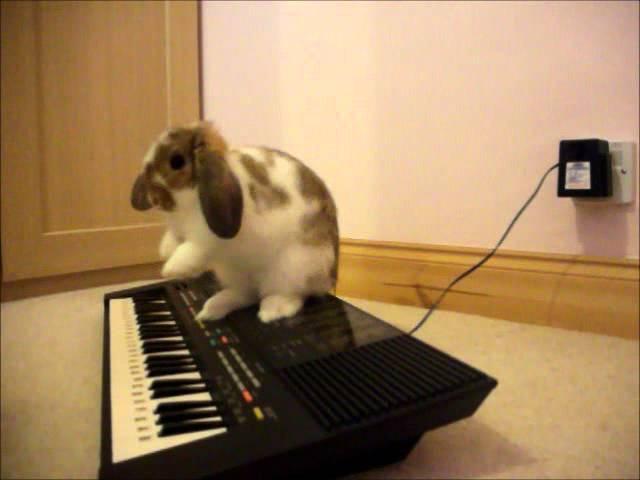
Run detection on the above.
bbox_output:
[242,389,253,403]
[221,336,229,344]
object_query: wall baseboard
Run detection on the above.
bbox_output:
[335,239,639,339]
[1,263,163,302]
[2,239,638,339]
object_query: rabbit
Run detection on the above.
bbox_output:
[130,121,339,323]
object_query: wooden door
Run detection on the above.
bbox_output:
[1,1,200,281]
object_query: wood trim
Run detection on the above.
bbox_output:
[2,238,637,339]
[1,263,162,302]
[335,239,640,339]
[166,0,200,126]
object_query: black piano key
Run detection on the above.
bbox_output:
[146,361,195,372]
[151,378,205,389]
[133,303,171,315]
[146,365,198,377]
[133,297,168,305]
[146,360,195,371]
[154,400,217,414]
[143,339,185,347]
[145,354,192,364]
[139,324,179,332]
[143,344,188,355]
[139,326,181,334]
[142,341,186,353]
[151,385,208,399]
[158,419,226,437]
[156,409,219,424]
[135,303,171,314]
[137,314,174,324]
[140,331,183,340]
[132,292,166,301]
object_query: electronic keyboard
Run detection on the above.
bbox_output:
[100,272,497,479]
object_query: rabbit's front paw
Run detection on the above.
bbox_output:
[159,230,180,260]
[161,258,203,279]
[196,289,254,321]
[161,243,207,279]
[258,294,304,323]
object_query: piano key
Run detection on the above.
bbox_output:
[144,350,191,361]
[151,385,209,399]
[131,299,165,307]
[145,360,196,372]
[142,339,185,347]
[133,298,167,305]
[137,314,174,324]
[139,325,178,333]
[150,378,206,389]
[132,292,166,300]
[144,353,193,362]
[143,344,188,355]
[148,392,215,412]
[154,400,218,414]
[156,409,219,424]
[138,312,174,319]
[159,419,227,437]
[139,322,178,328]
[131,298,166,306]
[145,354,193,364]
[147,365,198,377]
[135,303,172,314]
[140,332,183,340]
[144,372,202,388]
[139,325,180,332]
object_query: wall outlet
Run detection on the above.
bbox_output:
[574,141,636,205]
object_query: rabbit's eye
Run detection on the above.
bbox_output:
[169,154,186,170]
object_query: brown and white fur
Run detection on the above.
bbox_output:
[131,121,339,323]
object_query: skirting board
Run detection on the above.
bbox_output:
[335,239,639,339]
[1,263,163,302]
[2,240,638,339]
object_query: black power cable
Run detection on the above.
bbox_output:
[409,163,560,335]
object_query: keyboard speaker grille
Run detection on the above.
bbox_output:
[278,335,485,431]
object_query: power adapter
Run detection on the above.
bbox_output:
[411,138,635,333]
[557,139,611,198]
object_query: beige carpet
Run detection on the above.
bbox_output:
[1,279,638,479]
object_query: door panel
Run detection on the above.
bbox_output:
[1,1,200,281]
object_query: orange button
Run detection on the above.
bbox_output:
[242,389,253,403]
[221,336,229,344]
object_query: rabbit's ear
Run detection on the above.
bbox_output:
[131,173,153,210]
[191,120,228,153]
[196,147,243,239]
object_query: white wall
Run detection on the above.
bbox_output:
[201,1,639,259]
